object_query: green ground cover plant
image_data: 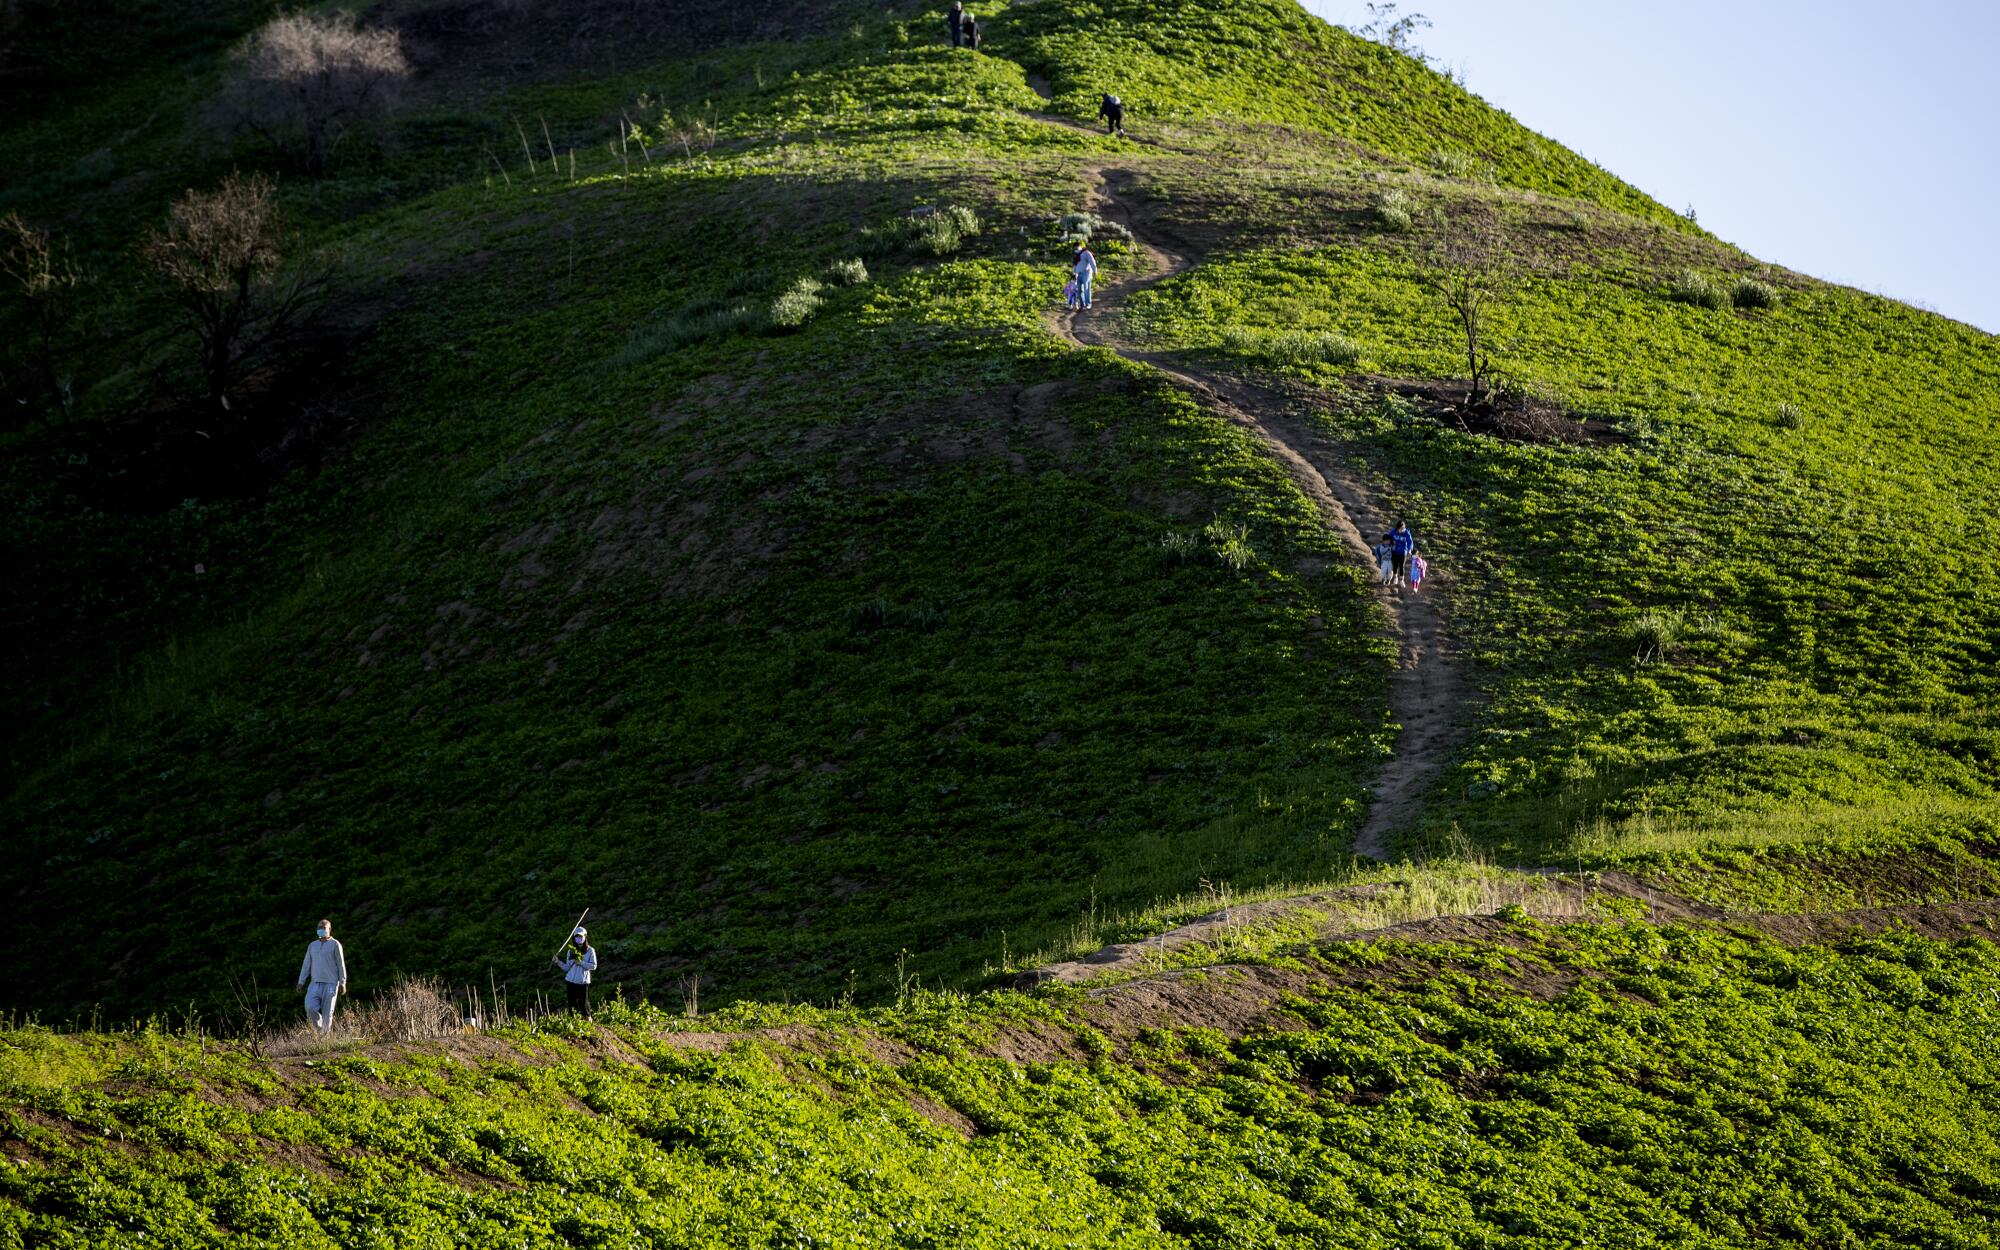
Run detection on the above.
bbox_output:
[6,922,2000,1246]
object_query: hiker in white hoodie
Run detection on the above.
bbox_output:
[555,926,598,1018]
[296,919,348,1035]
[1072,242,1098,310]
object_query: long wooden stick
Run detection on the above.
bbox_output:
[552,907,590,962]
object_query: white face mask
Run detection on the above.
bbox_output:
[317,927,330,938]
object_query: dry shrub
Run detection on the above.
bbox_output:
[1,212,85,424]
[142,172,330,409]
[347,977,462,1042]
[256,977,464,1055]
[222,10,412,174]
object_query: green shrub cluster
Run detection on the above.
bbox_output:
[1731,275,1780,308]
[822,256,870,286]
[862,205,982,258]
[1426,147,1477,178]
[766,276,825,330]
[1667,268,1730,309]
[1669,271,1780,312]
[1375,187,1416,232]
[1055,211,1133,246]
[616,296,767,364]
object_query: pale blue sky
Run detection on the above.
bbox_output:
[1303,1,2000,332]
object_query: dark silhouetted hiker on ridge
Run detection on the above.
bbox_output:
[1098,92,1125,135]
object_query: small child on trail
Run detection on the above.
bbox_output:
[1372,534,1394,586]
[1409,550,1428,592]
[1063,275,1080,309]
[1098,93,1125,135]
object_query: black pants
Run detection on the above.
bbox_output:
[1391,551,1408,581]
[565,981,591,1018]
[949,25,961,47]
[1105,110,1124,133]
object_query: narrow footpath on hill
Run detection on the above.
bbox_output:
[1030,162,1472,980]
[1048,166,1464,858]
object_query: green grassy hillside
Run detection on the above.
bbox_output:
[7,0,2000,1242]
[3,0,1996,1035]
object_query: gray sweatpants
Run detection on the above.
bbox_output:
[304,982,340,1032]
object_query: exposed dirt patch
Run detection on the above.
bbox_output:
[1078,965,1318,1043]
[1358,375,1631,447]
[904,1093,978,1138]
[1026,862,2000,991]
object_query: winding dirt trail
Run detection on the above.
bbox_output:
[1045,168,1466,865]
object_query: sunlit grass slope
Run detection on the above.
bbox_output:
[0,0,1994,1031]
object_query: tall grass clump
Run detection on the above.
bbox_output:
[766,276,825,331]
[1775,401,1807,431]
[1203,519,1255,572]
[1220,326,1362,369]
[1426,149,1475,178]
[1667,269,1729,310]
[1056,211,1133,247]
[1629,607,1748,665]
[861,205,981,258]
[616,296,764,364]
[1375,188,1415,233]
[1158,530,1201,562]
[1730,276,1778,309]
[823,257,869,286]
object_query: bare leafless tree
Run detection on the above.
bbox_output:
[1416,217,1516,408]
[222,10,412,175]
[141,172,331,411]
[1,212,86,424]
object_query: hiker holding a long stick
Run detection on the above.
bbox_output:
[553,912,598,1018]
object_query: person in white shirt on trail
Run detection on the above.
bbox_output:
[296,919,348,1035]
[1072,243,1098,309]
[555,926,599,1018]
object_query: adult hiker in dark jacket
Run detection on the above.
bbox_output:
[961,13,981,49]
[947,0,964,46]
[1098,93,1125,135]
[1389,521,1416,588]
[555,925,599,1018]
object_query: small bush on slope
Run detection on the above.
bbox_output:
[766,276,825,329]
